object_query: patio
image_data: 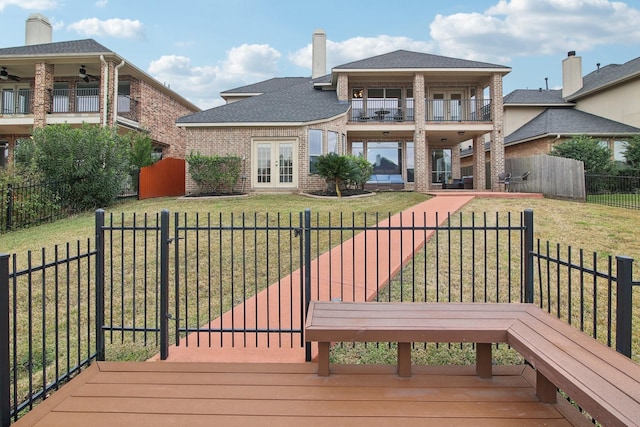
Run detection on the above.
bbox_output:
[13,361,582,427]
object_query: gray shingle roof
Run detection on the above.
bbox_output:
[504,89,573,106]
[333,50,510,70]
[505,108,640,144]
[221,77,311,95]
[0,39,113,56]
[568,56,640,100]
[178,78,348,124]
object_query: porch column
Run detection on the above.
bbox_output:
[473,135,486,190]
[413,73,427,192]
[102,60,117,126]
[33,62,54,128]
[489,73,505,190]
[336,74,349,102]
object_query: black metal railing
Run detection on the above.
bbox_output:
[350,98,415,122]
[1,208,638,425]
[426,98,492,122]
[0,90,32,115]
[49,88,100,114]
[0,180,70,233]
[117,94,139,122]
[586,172,640,209]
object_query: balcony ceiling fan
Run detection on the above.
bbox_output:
[78,65,99,82]
[0,67,20,81]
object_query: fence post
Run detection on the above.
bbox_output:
[1,254,11,427]
[5,184,12,231]
[304,209,312,362]
[95,209,105,361]
[523,209,534,304]
[160,209,170,360]
[615,256,633,358]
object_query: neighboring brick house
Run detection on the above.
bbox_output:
[178,30,511,194]
[0,14,200,168]
[461,51,640,172]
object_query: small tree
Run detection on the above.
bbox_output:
[550,135,614,173]
[128,133,156,170]
[623,135,640,169]
[313,153,360,197]
[345,155,373,190]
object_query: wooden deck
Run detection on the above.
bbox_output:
[14,361,588,427]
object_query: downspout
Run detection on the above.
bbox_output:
[100,55,108,126]
[113,59,126,125]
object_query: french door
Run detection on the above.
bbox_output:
[431,91,463,121]
[253,140,297,189]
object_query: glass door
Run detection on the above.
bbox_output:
[431,91,463,121]
[253,140,297,188]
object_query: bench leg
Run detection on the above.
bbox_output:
[317,342,330,376]
[397,342,412,377]
[476,343,492,378]
[536,370,557,403]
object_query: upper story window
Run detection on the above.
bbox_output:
[118,81,131,113]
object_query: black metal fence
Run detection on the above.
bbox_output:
[586,172,640,209]
[1,208,639,425]
[0,180,70,232]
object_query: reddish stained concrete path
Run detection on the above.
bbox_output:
[154,193,540,363]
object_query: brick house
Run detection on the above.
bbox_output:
[178,30,511,194]
[461,51,640,175]
[0,14,200,168]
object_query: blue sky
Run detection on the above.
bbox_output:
[2,0,640,109]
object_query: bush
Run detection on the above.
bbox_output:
[27,123,130,211]
[550,135,614,173]
[187,152,242,194]
[623,135,640,169]
[345,155,373,190]
[313,153,361,197]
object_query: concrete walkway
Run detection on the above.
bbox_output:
[155,192,540,363]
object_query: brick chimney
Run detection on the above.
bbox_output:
[25,13,52,45]
[562,51,583,98]
[312,29,326,79]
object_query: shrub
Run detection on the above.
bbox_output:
[187,152,242,194]
[345,155,373,190]
[313,153,360,197]
[550,135,614,173]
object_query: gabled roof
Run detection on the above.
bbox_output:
[333,50,510,71]
[505,108,640,145]
[178,78,348,125]
[567,56,640,100]
[504,89,573,106]
[0,39,112,56]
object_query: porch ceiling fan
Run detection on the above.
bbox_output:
[0,67,20,81]
[78,65,99,82]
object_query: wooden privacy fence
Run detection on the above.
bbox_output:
[505,154,586,200]
[139,158,185,200]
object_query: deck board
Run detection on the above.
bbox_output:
[14,362,577,427]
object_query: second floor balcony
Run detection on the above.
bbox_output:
[350,98,492,123]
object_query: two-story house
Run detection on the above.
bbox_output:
[0,14,200,168]
[461,51,640,175]
[177,30,511,194]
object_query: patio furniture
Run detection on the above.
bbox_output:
[463,175,473,189]
[509,170,530,192]
[497,172,511,192]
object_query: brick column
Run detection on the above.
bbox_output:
[413,73,428,192]
[336,74,348,102]
[33,62,54,128]
[473,135,486,189]
[489,73,505,190]
[102,60,116,126]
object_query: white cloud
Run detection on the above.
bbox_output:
[67,18,144,39]
[289,35,435,73]
[0,0,57,11]
[148,44,281,109]
[95,0,108,7]
[429,0,640,63]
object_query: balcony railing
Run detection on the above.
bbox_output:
[349,98,493,123]
[117,93,139,122]
[426,98,492,122]
[50,88,100,113]
[0,89,33,115]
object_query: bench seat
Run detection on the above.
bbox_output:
[305,301,640,426]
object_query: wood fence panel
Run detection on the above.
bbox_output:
[505,154,585,200]
[139,158,185,200]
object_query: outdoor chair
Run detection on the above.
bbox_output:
[509,170,530,192]
[497,172,511,192]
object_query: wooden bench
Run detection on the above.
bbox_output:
[305,301,640,426]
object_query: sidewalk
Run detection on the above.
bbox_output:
[155,193,534,363]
